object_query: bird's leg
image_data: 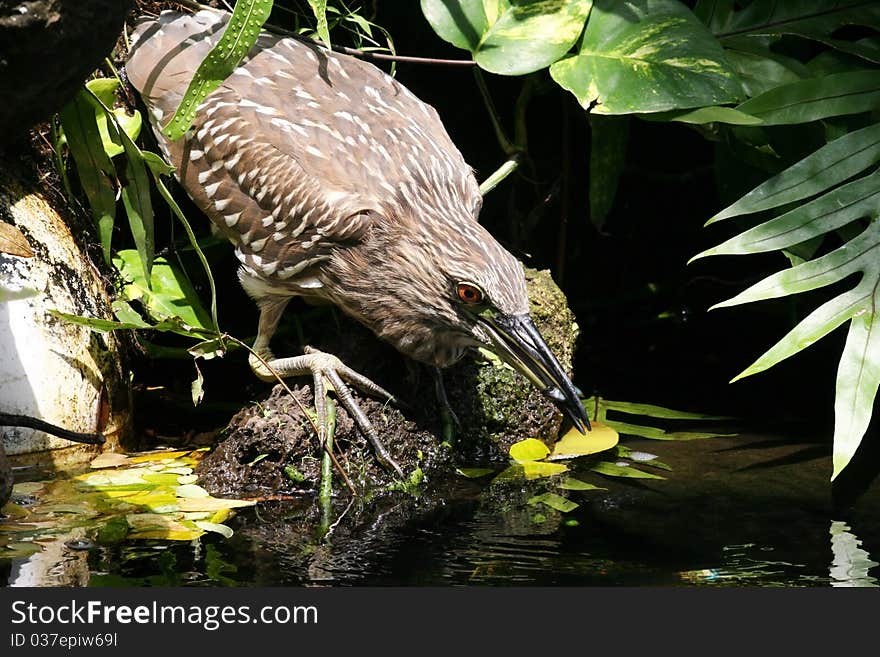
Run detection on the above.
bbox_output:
[248,296,405,479]
[433,367,460,444]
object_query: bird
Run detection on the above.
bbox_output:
[125,9,590,478]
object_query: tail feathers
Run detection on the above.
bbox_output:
[126,10,228,122]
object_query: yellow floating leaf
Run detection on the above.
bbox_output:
[194,521,234,538]
[90,452,131,469]
[549,421,619,460]
[177,474,199,485]
[12,482,44,496]
[210,508,231,524]
[178,497,256,512]
[521,461,568,480]
[127,450,194,464]
[164,467,194,476]
[176,484,210,498]
[509,438,551,462]
[183,512,212,521]
[75,468,153,487]
[129,529,205,541]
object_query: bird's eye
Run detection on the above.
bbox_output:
[456,282,484,305]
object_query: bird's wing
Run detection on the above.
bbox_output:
[127,10,482,283]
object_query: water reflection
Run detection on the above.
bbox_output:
[829,521,878,587]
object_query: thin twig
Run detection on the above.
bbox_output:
[473,68,518,156]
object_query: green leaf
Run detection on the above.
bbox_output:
[188,338,227,360]
[605,420,730,441]
[722,50,807,98]
[833,308,880,478]
[703,120,880,483]
[421,0,592,75]
[589,115,629,230]
[113,250,214,332]
[85,78,143,158]
[528,492,579,513]
[709,121,880,223]
[550,0,743,114]
[89,90,156,284]
[145,155,219,333]
[162,0,274,140]
[596,398,732,420]
[735,71,880,126]
[456,467,496,478]
[717,0,880,62]
[58,89,117,264]
[693,0,733,32]
[713,220,880,311]
[307,0,331,48]
[50,309,163,334]
[558,477,605,490]
[695,169,880,260]
[591,461,665,479]
[641,105,762,125]
[475,0,593,76]
[703,159,880,478]
[420,0,490,51]
[111,299,152,327]
[509,437,550,461]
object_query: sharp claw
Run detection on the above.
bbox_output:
[324,369,405,480]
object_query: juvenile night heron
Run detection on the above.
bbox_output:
[126,10,590,477]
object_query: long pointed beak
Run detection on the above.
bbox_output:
[479,313,591,433]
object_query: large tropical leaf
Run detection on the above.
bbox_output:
[698,121,880,479]
[550,0,743,114]
[421,0,593,76]
[713,0,880,66]
[735,70,880,125]
[708,121,880,223]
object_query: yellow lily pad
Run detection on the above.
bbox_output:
[177,497,256,512]
[127,450,194,464]
[549,421,619,460]
[176,484,210,498]
[509,438,550,462]
[90,452,131,469]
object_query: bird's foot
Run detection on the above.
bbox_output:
[249,346,405,479]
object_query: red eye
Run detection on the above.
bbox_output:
[456,282,484,304]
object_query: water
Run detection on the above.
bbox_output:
[2,434,879,587]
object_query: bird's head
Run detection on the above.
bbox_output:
[333,203,591,434]
[435,227,591,434]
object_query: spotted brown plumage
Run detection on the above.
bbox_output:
[126,10,590,477]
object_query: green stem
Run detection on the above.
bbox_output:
[318,396,337,536]
[473,68,518,157]
[479,155,521,196]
